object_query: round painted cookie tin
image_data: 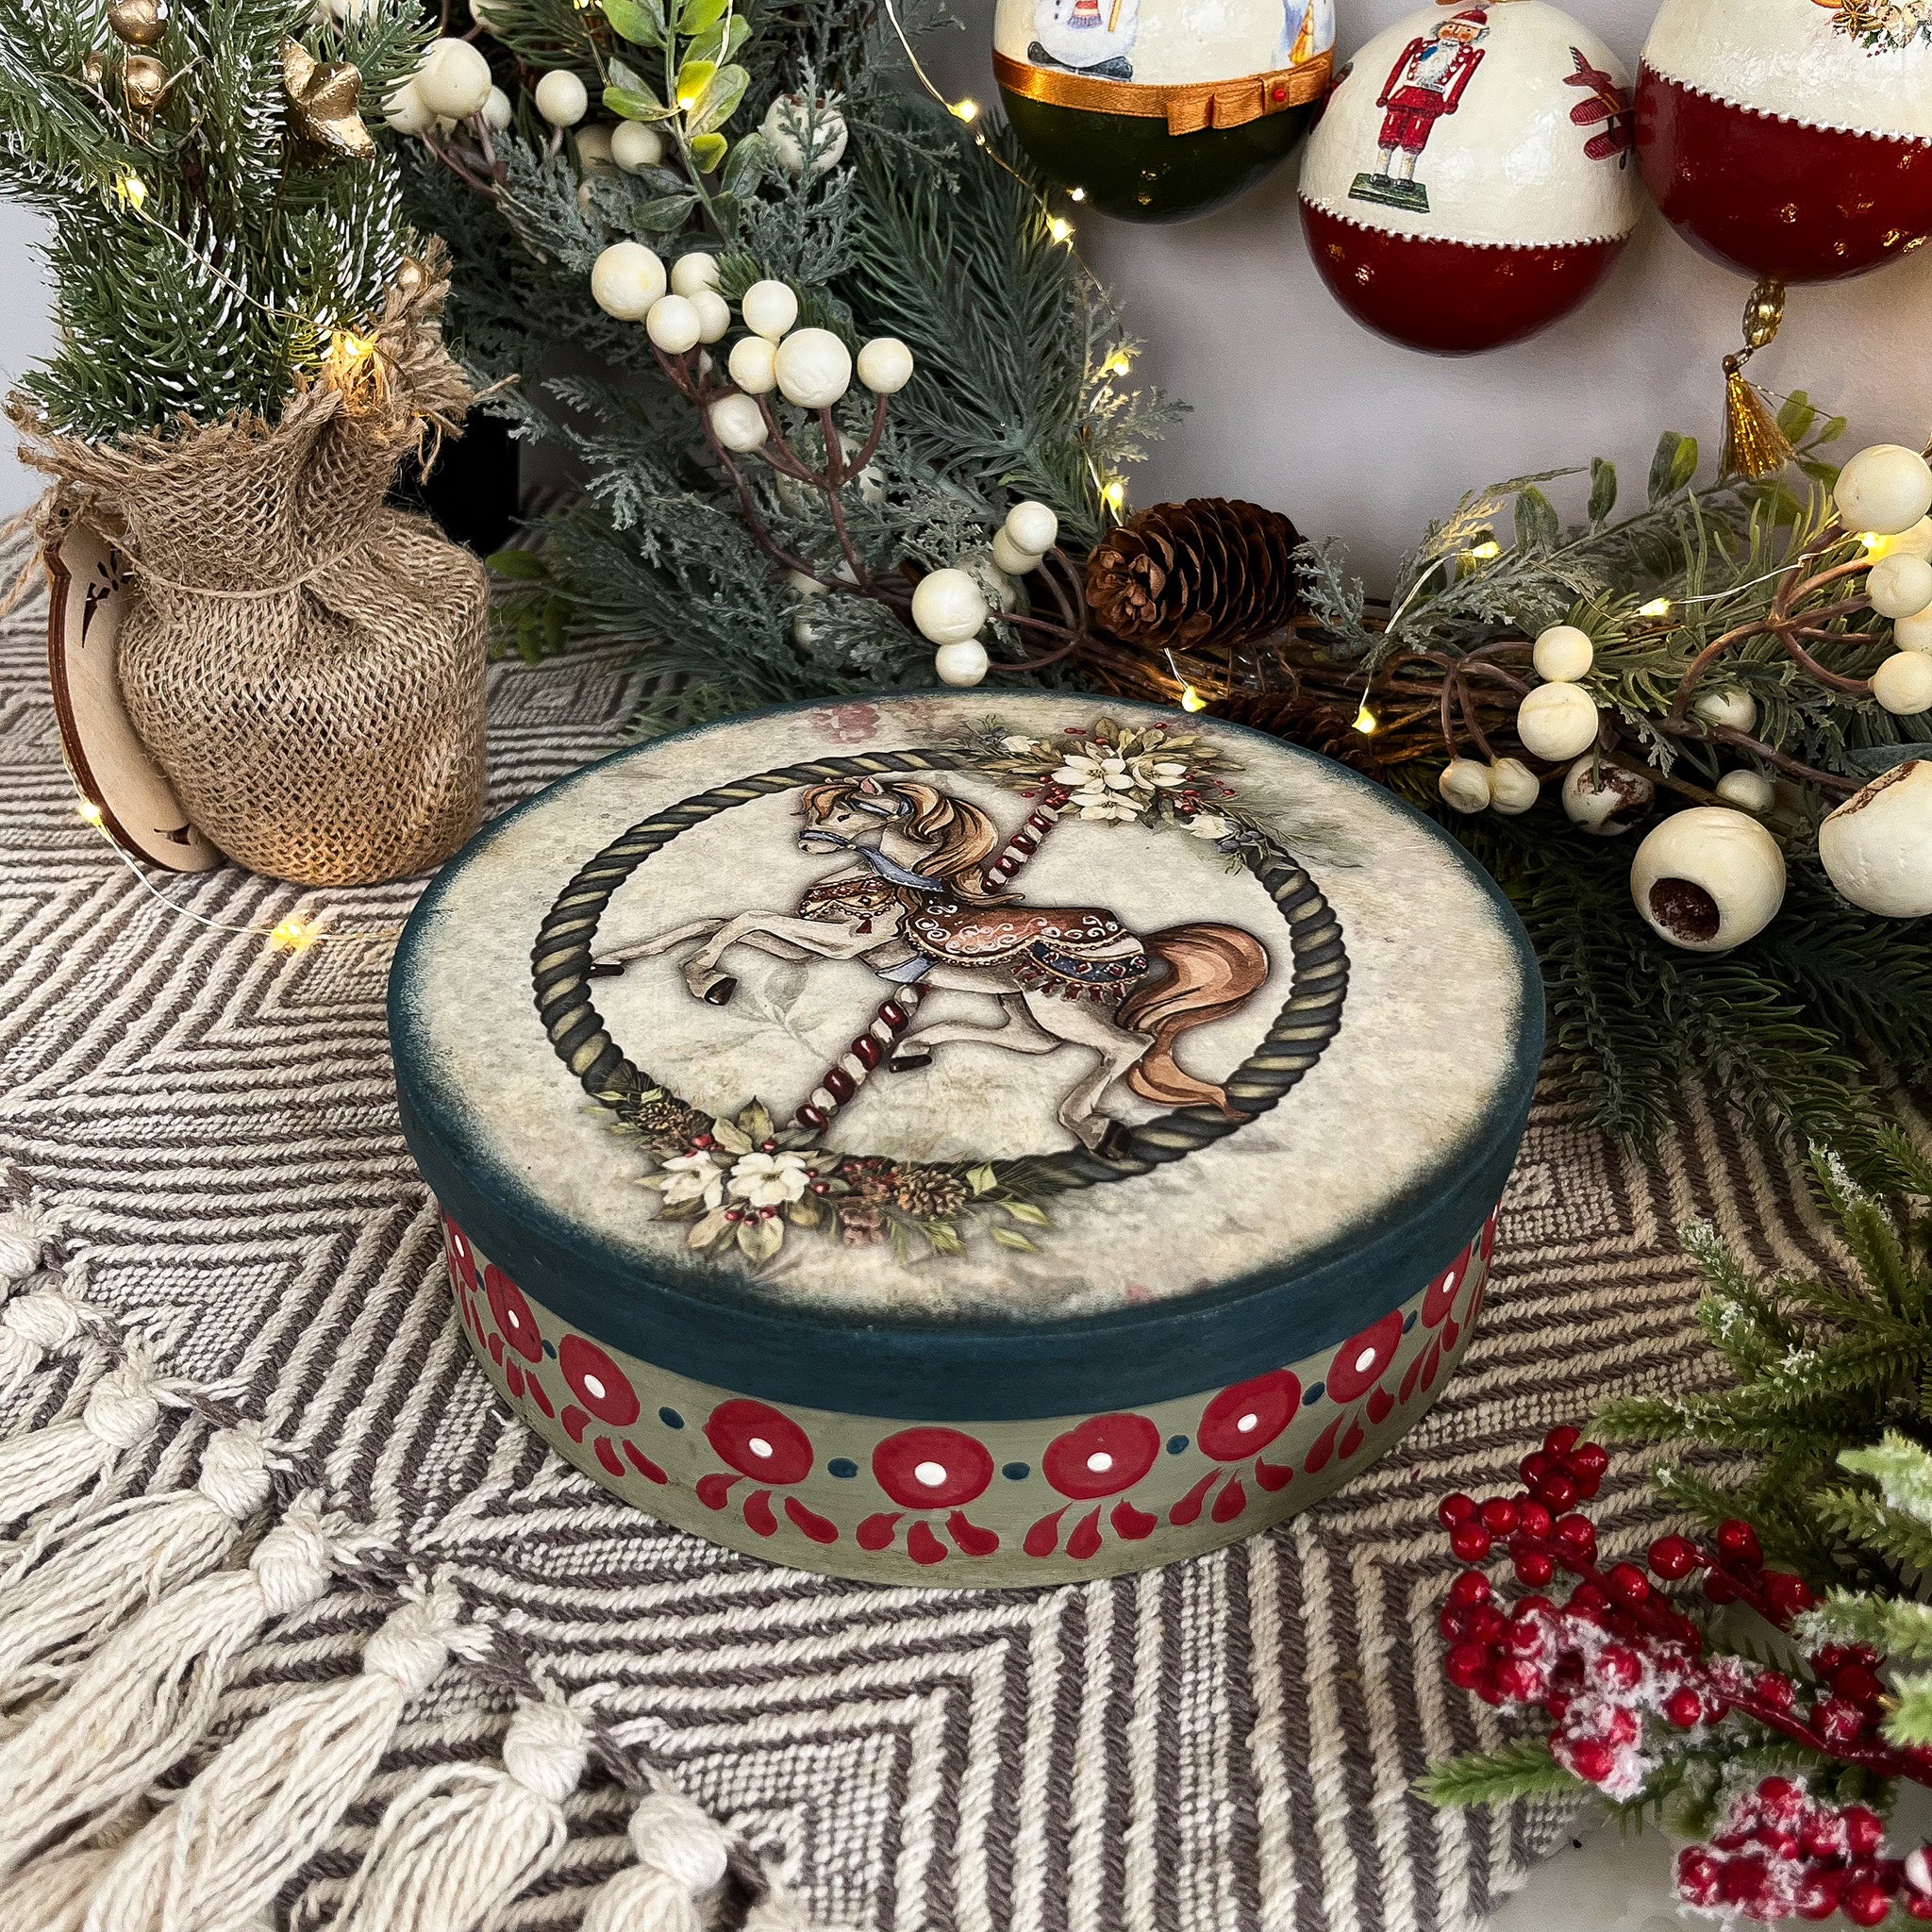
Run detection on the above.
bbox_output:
[390,693,1542,1584]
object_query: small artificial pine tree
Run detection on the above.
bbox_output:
[0,0,428,441]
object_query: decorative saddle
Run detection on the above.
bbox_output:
[795,863,1151,1000]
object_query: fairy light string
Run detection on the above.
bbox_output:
[875,0,1134,521]
[72,797,402,954]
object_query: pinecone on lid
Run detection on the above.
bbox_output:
[891,1165,970,1221]
[1085,498,1302,653]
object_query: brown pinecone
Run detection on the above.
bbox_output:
[1212,691,1388,783]
[635,1096,702,1140]
[1085,499,1302,653]
[891,1166,970,1221]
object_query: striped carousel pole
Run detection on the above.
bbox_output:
[979,781,1074,893]
[791,781,1074,1132]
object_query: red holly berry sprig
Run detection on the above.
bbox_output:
[1435,1427,1932,1798]
[1677,1776,1932,1924]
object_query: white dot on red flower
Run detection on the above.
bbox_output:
[749,1437,774,1458]
[584,1374,606,1399]
[914,1460,947,1487]
[1237,1413,1258,1434]
[1086,1451,1113,1474]
[1354,1347,1378,1374]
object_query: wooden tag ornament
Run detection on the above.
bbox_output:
[43,518,222,874]
[1297,0,1641,353]
[991,0,1335,222]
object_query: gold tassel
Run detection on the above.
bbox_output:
[1720,278,1795,481]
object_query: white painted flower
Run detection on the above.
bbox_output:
[727,1150,811,1208]
[1001,734,1044,755]
[1054,751,1137,793]
[1131,757,1190,789]
[1075,794,1142,822]
[659,1151,727,1208]
[1185,812,1233,839]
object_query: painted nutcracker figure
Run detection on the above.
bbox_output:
[1351,6,1490,214]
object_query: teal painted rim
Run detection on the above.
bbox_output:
[390,692,1544,1423]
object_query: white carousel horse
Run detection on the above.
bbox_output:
[591,774,1269,1154]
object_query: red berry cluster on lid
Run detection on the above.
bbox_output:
[1676,1777,1932,1924]
[1436,1427,1932,1808]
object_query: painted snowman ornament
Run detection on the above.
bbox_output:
[1030,0,1141,74]
[1637,0,1932,284]
[993,0,1336,223]
[1298,0,1642,354]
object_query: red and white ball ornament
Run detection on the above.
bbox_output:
[1638,0,1932,286]
[1298,0,1642,354]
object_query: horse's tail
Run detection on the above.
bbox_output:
[1118,924,1269,1117]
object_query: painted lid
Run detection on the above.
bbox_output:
[390,692,1541,1421]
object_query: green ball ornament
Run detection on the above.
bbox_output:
[992,0,1334,223]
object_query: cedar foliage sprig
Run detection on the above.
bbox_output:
[0,0,428,439]
[405,0,1171,725]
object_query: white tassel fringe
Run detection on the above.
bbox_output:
[0,1357,161,1532]
[81,1582,463,1932]
[0,1505,334,1878]
[0,1284,91,1404]
[0,1422,275,1707]
[579,1789,734,1932]
[0,1204,62,1285]
[328,1695,589,1931]
[0,1842,119,1932]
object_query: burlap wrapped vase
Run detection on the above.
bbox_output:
[14,249,490,887]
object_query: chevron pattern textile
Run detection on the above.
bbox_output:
[0,555,1860,1932]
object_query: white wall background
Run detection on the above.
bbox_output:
[0,199,58,520]
[1,0,1928,583]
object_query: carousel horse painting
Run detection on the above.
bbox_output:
[591,774,1272,1156]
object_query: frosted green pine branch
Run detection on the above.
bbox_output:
[1800,1590,1932,1660]
[1837,1435,1932,1527]
[1419,1740,1582,1808]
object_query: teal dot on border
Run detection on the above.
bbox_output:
[658,1406,683,1428]
[828,1457,859,1479]
[1166,1435,1189,1455]
[1002,1461,1030,1480]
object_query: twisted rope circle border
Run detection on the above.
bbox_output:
[530,747,1349,1194]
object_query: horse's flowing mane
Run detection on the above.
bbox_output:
[796,778,1015,905]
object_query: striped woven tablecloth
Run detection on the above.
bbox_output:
[0,563,1850,1932]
